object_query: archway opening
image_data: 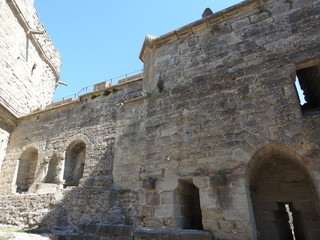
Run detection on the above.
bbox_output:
[16,147,38,193]
[249,146,320,240]
[63,140,86,187]
[45,155,59,184]
[175,179,203,230]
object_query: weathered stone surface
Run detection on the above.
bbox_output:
[134,229,213,240]
[1,0,320,239]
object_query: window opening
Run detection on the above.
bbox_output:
[275,203,297,240]
[295,77,306,105]
[295,65,320,113]
[285,203,296,240]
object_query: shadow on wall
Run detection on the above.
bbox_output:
[12,137,138,232]
[15,147,38,193]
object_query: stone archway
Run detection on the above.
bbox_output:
[247,144,320,240]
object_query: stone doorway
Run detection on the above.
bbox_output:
[175,179,203,230]
[249,145,320,240]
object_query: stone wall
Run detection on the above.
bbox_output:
[0,129,10,175]
[119,0,320,239]
[0,0,61,179]
[0,0,61,116]
[0,79,142,230]
[0,0,320,239]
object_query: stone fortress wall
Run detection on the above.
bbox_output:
[0,0,320,239]
[0,0,61,181]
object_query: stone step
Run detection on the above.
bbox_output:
[134,228,213,240]
[78,223,132,238]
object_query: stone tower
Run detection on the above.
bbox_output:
[0,0,62,172]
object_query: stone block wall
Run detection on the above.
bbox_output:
[0,0,61,116]
[0,80,142,230]
[0,0,61,177]
[117,0,320,239]
[0,0,320,239]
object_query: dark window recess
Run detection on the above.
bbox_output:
[296,65,320,112]
[176,179,203,230]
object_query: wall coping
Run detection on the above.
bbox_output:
[139,0,258,61]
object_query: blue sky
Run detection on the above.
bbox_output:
[34,1,244,101]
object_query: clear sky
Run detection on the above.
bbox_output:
[34,1,244,101]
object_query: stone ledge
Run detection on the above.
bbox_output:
[134,228,213,240]
[78,223,132,237]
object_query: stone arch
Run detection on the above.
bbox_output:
[174,178,203,230]
[15,146,38,193]
[246,144,320,240]
[63,140,86,187]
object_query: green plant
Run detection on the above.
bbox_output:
[0,237,9,240]
[157,79,164,93]
[0,226,20,232]
[211,25,220,32]
[256,6,272,16]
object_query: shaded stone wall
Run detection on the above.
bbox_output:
[0,0,320,240]
[0,80,142,231]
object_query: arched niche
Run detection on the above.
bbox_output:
[15,147,38,193]
[45,154,60,184]
[63,140,86,187]
[247,144,320,240]
[174,178,203,230]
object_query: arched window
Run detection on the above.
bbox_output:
[45,155,59,184]
[174,179,203,230]
[63,140,86,187]
[16,147,38,193]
